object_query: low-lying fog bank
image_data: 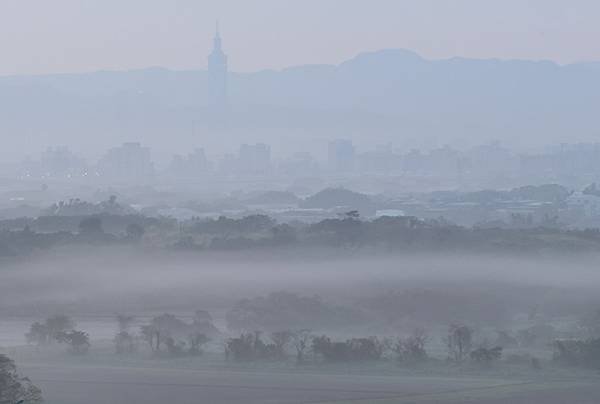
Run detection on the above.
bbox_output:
[2,247,600,309]
[2,247,599,340]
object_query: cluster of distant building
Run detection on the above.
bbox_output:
[15,141,312,182]
[8,30,600,188]
[10,141,600,187]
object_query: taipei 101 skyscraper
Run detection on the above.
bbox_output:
[207,22,228,110]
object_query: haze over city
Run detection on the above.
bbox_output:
[3,2,600,404]
[2,0,600,75]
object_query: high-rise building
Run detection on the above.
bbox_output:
[238,143,271,175]
[168,148,210,178]
[279,152,319,176]
[40,147,87,177]
[19,147,87,179]
[328,139,355,172]
[97,142,154,181]
[207,22,228,108]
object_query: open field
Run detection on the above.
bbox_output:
[17,361,600,404]
[321,382,600,404]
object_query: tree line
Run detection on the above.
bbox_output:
[5,211,600,258]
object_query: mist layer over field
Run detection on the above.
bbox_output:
[2,247,599,319]
[3,248,600,403]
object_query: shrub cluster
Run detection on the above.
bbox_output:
[553,339,600,369]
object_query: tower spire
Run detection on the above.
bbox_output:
[208,19,228,109]
[213,20,222,50]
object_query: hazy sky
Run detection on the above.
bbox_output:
[1,0,599,75]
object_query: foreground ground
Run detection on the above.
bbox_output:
[17,361,600,404]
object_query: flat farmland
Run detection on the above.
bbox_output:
[20,363,600,404]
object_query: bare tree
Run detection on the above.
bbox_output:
[140,324,160,352]
[116,314,135,333]
[188,332,210,355]
[470,346,503,367]
[394,328,428,364]
[25,322,50,346]
[292,329,311,363]
[114,331,136,354]
[114,314,136,354]
[56,330,91,355]
[445,324,473,362]
[25,315,75,346]
[270,330,293,358]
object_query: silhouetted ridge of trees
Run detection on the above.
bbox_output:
[5,211,600,257]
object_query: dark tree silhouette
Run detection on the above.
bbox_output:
[445,324,473,362]
[56,330,91,354]
[0,355,42,403]
[78,216,103,235]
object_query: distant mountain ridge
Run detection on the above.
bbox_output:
[1,49,599,161]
